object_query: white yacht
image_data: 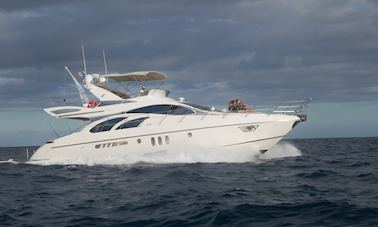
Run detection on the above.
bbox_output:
[30,70,310,162]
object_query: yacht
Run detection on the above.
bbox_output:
[30,70,310,162]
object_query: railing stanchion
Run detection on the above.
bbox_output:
[201,111,209,120]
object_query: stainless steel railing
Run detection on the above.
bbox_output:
[252,98,312,115]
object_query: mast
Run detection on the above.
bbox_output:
[103,49,108,75]
[64,66,89,105]
[82,44,87,75]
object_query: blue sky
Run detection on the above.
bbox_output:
[0,0,377,146]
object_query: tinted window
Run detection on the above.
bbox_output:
[117,117,148,130]
[90,117,125,133]
[183,103,212,111]
[128,105,194,115]
[170,105,194,115]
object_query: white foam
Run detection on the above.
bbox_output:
[0,159,19,164]
[261,141,302,160]
[27,141,301,166]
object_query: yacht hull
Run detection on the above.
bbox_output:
[30,114,300,163]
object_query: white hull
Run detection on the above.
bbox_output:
[30,113,300,163]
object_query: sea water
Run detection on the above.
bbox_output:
[0,138,377,226]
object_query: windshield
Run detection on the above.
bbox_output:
[127,105,195,115]
[183,102,218,112]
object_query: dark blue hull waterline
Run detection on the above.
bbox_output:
[1,138,378,226]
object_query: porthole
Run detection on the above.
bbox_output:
[158,136,162,145]
[188,132,192,137]
[151,137,156,146]
[137,139,142,144]
[165,136,169,144]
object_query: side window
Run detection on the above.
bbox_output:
[117,117,148,130]
[169,106,194,115]
[127,105,194,115]
[128,105,171,114]
[90,117,125,133]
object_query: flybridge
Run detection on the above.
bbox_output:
[63,45,168,106]
[99,71,167,82]
[82,71,167,102]
[42,46,174,120]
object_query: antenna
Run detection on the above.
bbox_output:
[103,49,108,75]
[82,44,87,75]
[64,66,89,105]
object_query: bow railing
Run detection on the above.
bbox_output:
[251,98,312,115]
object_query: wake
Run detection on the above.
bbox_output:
[0,159,20,164]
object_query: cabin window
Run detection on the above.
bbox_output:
[151,137,156,146]
[117,117,148,130]
[127,105,194,115]
[137,139,142,144]
[165,136,170,144]
[90,117,125,133]
[158,136,162,145]
[188,132,192,137]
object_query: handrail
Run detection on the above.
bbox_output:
[255,98,312,115]
[200,110,210,120]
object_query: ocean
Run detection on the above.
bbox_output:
[0,138,377,226]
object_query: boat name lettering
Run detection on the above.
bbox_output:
[95,140,128,149]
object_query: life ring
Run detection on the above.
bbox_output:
[87,100,98,108]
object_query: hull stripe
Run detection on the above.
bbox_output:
[51,121,282,149]
[224,135,285,147]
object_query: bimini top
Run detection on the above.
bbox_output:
[100,71,166,82]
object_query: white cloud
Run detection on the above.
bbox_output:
[0,77,24,86]
[207,18,234,24]
[368,86,378,92]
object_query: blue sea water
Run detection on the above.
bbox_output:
[0,138,378,226]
